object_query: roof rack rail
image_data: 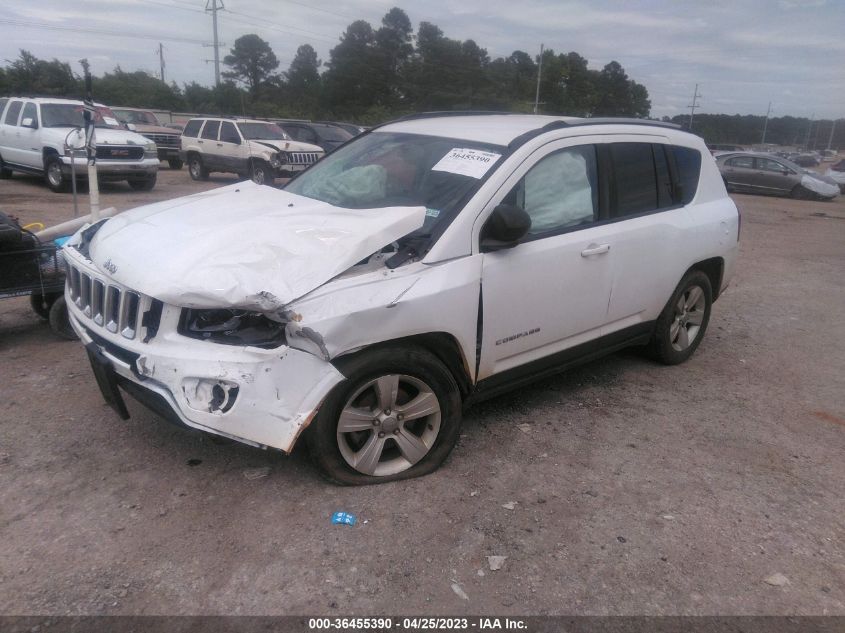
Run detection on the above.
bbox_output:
[508,117,684,151]
[393,110,514,123]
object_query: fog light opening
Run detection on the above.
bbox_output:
[210,383,239,413]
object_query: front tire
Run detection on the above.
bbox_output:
[250,160,274,186]
[648,270,712,365]
[0,153,12,179]
[128,173,157,191]
[188,155,209,181]
[49,296,77,340]
[306,346,462,485]
[44,155,69,192]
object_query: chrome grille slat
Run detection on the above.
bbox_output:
[144,133,180,148]
[92,280,105,326]
[289,152,320,165]
[68,263,145,340]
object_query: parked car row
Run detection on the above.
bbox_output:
[0,94,366,192]
[0,97,160,192]
[716,152,840,200]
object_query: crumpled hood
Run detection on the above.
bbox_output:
[247,139,323,154]
[86,181,424,310]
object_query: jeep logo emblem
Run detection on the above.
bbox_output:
[103,259,118,274]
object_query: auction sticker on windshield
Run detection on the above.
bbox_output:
[431,148,502,179]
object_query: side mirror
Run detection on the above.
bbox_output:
[126,123,137,132]
[480,204,531,252]
[21,117,37,129]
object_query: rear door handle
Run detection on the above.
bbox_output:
[581,243,610,257]
[216,143,223,147]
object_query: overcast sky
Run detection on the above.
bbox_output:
[2,0,843,119]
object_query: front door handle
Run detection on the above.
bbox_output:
[581,243,610,257]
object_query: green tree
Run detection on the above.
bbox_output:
[285,44,321,114]
[4,50,80,96]
[322,20,380,117]
[374,7,414,107]
[223,34,279,100]
[95,67,182,109]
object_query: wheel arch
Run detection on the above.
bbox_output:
[684,257,724,301]
[331,332,474,399]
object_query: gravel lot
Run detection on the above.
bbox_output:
[1,167,843,616]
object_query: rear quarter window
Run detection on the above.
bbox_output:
[672,146,702,204]
[182,119,202,138]
[611,142,658,217]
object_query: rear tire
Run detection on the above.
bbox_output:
[128,174,157,191]
[44,154,69,192]
[306,345,462,485]
[168,158,183,170]
[648,270,712,365]
[188,155,209,181]
[30,292,61,320]
[49,296,77,340]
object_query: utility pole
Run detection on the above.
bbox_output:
[533,43,544,114]
[687,84,702,131]
[761,101,772,145]
[206,0,224,86]
[157,43,165,83]
[827,119,837,150]
[805,113,814,150]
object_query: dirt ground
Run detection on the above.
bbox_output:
[0,167,843,616]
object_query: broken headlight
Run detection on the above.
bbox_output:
[179,308,286,348]
[271,151,289,168]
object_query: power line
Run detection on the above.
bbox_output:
[0,18,207,46]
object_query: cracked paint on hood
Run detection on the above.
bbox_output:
[87,181,425,310]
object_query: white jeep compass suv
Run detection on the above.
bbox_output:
[180,117,324,186]
[63,113,739,484]
[0,97,159,192]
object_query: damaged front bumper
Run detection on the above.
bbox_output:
[64,249,344,452]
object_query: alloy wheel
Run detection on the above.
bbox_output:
[670,284,706,351]
[336,374,442,477]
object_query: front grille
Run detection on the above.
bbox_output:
[95,145,144,160]
[288,152,320,165]
[143,133,180,148]
[67,262,144,340]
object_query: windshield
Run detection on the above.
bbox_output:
[285,131,505,237]
[41,104,122,129]
[113,109,159,125]
[317,125,353,142]
[237,122,289,140]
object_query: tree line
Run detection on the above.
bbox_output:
[0,7,650,123]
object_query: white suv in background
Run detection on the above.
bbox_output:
[64,114,739,484]
[179,117,324,186]
[0,97,159,192]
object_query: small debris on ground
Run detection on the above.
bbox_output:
[331,512,357,526]
[617,536,627,543]
[487,555,507,571]
[243,466,271,480]
[470,490,479,497]
[764,573,789,587]
[186,459,202,467]
[477,569,485,577]
[517,424,532,434]
[662,515,675,520]
[502,501,517,510]
[450,582,469,600]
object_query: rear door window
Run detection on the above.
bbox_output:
[3,100,23,126]
[200,120,220,140]
[182,119,202,137]
[726,156,753,169]
[611,143,658,217]
[671,146,702,204]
